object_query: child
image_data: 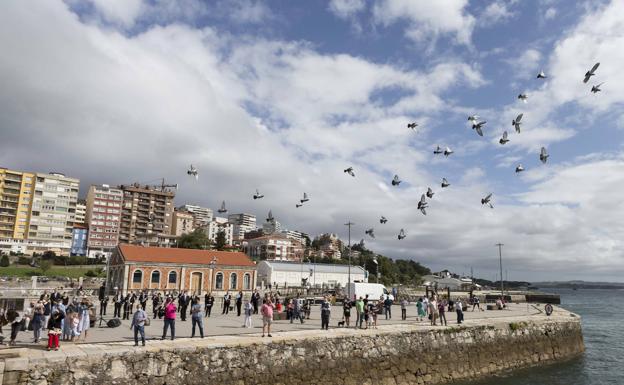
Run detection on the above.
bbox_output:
[62,311,73,341]
[47,310,64,351]
[71,313,80,341]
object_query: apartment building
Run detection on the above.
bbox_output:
[177,204,213,229]
[172,209,194,236]
[118,184,175,245]
[85,184,123,259]
[0,167,35,241]
[228,213,257,241]
[75,199,87,226]
[27,172,80,255]
[206,217,233,247]
[281,229,308,246]
[244,233,304,262]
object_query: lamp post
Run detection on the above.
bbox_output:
[495,243,504,299]
[345,221,354,300]
[372,257,379,283]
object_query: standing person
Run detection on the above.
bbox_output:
[261,299,274,338]
[100,294,108,317]
[223,292,231,315]
[372,301,380,329]
[113,292,123,318]
[355,297,365,329]
[243,299,253,328]
[46,310,64,351]
[384,295,393,320]
[292,295,304,324]
[31,301,45,343]
[438,299,447,326]
[152,292,162,319]
[98,284,105,303]
[204,292,214,317]
[429,297,439,326]
[416,298,426,322]
[400,298,408,321]
[252,290,260,314]
[139,291,148,311]
[455,298,464,324]
[6,309,22,346]
[190,298,204,338]
[342,298,352,327]
[122,293,131,320]
[42,299,51,330]
[472,295,482,312]
[320,296,331,330]
[130,303,147,346]
[236,291,243,317]
[77,298,91,342]
[161,298,177,340]
[179,291,190,322]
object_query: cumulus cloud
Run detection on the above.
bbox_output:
[480,0,516,27]
[328,0,366,19]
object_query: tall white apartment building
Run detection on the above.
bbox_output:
[281,229,307,245]
[27,172,80,255]
[75,200,87,226]
[178,204,213,229]
[228,213,257,240]
[86,184,123,259]
[207,217,233,247]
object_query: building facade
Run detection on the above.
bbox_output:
[178,204,213,229]
[281,229,308,246]
[206,217,233,247]
[118,184,175,245]
[244,234,304,261]
[75,200,87,226]
[0,168,35,241]
[27,172,80,255]
[171,210,194,237]
[70,225,88,256]
[256,260,368,289]
[228,213,256,241]
[86,184,123,259]
[108,244,257,295]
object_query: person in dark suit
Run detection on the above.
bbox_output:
[113,292,123,318]
[179,291,190,321]
[122,293,131,320]
[139,291,148,310]
[204,293,214,317]
[222,292,231,315]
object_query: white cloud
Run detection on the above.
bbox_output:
[328,0,366,19]
[84,0,144,27]
[372,0,475,45]
[223,0,272,24]
[481,1,515,26]
[544,7,557,20]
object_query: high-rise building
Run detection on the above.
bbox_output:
[75,199,87,226]
[118,184,175,245]
[244,234,304,261]
[207,217,233,247]
[172,209,194,237]
[70,224,88,256]
[228,213,257,240]
[27,172,80,255]
[177,204,213,229]
[86,184,123,258]
[0,167,35,240]
[281,229,308,246]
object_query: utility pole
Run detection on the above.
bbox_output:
[345,221,354,300]
[496,243,504,299]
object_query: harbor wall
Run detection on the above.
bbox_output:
[1,317,584,385]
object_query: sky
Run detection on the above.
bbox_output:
[1,0,624,282]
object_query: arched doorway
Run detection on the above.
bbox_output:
[191,272,202,295]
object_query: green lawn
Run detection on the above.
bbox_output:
[0,265,104,279]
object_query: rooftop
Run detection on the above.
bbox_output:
[259,260,366,274]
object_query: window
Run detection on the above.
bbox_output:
[215,272,223,290]
[132,270,142,284]
[151,271,160,284]
[168,271,177,284]
[230,273,238,290]
[243,273,251,290]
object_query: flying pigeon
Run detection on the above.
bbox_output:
[344,167,355,177]
[481,193,493,209]
[472,121,487,137]
[300,192,309,203]
[444,147,454,157]
[397,229,406,240]
[296,203,303,208]
[379,216,388,224]
[417,194,428,215]
[433,146,444,155]
[540,147,549,164]
[187,164,198,180]
[218,201,227,214]
[512,113,523,133]
[499,131,509,145]
[515,164,524,173]
[407,122,418,130]
[441,178,450,188]
[468,115,479,125]
[391,174,401,186]
[583,62,600,83]
[537,70,547,79]
[426,187,434,199]
[266,210,274,222]
[518,94,528,103]
[253,189,264,200]
[365,228,375,238]
[591,83,604,93]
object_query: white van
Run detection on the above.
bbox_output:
[345,282,394,302]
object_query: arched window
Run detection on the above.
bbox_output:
[243,273,251,290]
[132,270,142,284]
[215,272,223,290]
[168,271,177,284]
[230,273,238,290]
[151,270,161,284]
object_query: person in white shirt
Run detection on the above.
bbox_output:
[455,299,464,324]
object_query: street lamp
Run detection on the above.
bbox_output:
[372,257,379,283]
[496,243,504,299]
[345,221,354,300]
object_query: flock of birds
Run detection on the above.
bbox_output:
[182,62,604,243]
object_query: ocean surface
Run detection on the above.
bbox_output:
[458,288,623,385]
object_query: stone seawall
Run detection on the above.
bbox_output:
[1,315,584,385]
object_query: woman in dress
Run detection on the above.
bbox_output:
[77,298,91,342]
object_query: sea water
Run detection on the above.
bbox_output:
[457,288,623,385]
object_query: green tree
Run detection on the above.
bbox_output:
[177,228,211,249]
[42,250,56,260]
[214,230,227,251]
[0,254,9,267]
[39,260,52,275]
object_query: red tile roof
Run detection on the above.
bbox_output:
[118,244,255,267]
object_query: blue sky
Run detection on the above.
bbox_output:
[1,0,624,281]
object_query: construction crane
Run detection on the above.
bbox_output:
[120,178,178,192]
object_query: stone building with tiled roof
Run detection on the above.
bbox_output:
[108,244,257,295]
